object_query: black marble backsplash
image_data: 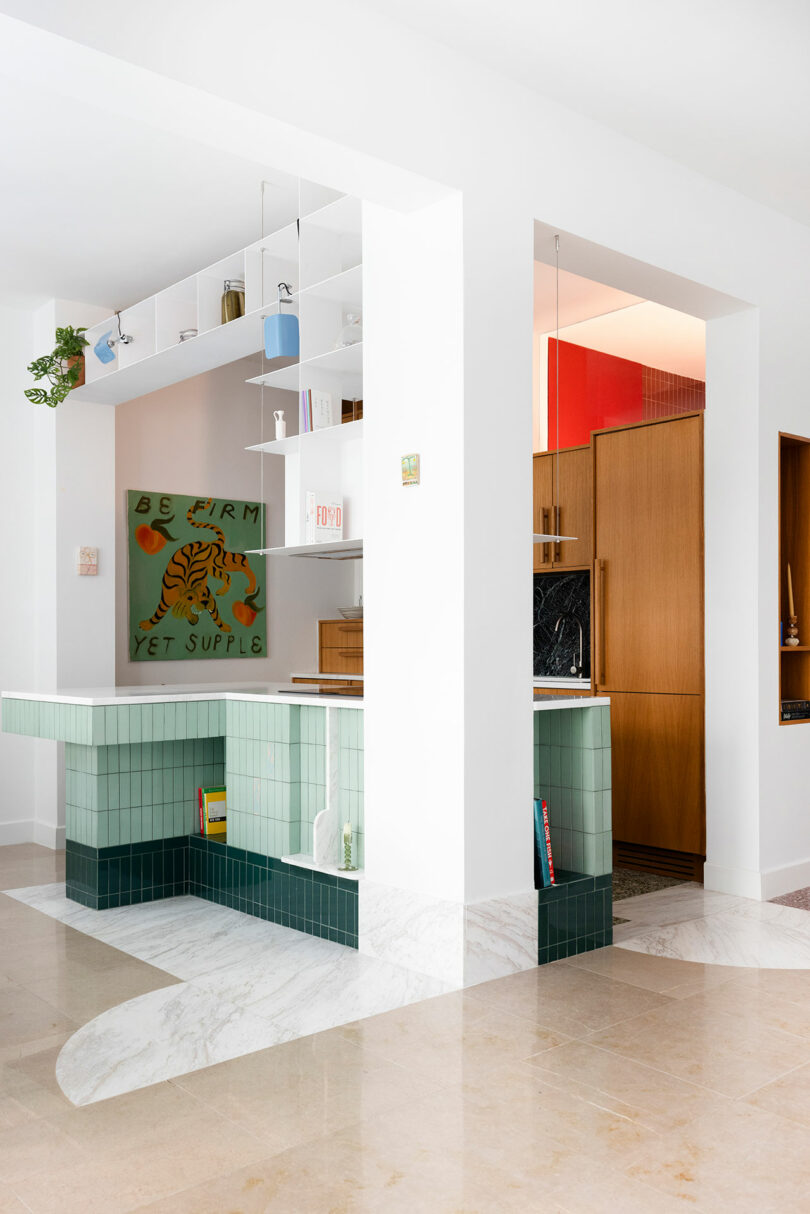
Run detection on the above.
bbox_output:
[534,571,591,678]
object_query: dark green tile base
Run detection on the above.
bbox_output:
[187,836,358,947]
[65,835,358,948]
[66,837,187,910]
[537,870,613,964]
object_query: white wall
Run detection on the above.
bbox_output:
[0,304,39,843]
[4,6,810,894]
[115,357,354,686]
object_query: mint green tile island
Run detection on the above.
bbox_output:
[2,685,610,961]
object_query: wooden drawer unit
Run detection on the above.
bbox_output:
[319,619,364,675]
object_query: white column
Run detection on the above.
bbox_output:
[360,194,537,983]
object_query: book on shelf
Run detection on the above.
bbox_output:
[311,390,339,431]
[533,797,555,888]
[781,700,810,721]
[300,389,312,434]
[305,492,344,544]
[199,786,227,837]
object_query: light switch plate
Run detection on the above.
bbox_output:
[77,547,98,576]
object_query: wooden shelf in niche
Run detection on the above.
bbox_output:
[778,433,810,722]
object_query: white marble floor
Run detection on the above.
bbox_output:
[5,884,453,1106]
[614,882,810,969]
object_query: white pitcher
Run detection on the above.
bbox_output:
[273,410,286,440]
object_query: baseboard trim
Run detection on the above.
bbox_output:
[760,857,810,901]
[0,821,65,850]
[703,862,763,900]
[33,822,65,851]
[0,821,35,846]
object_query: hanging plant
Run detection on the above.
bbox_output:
[25,326,89,408]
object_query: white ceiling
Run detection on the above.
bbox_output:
[0,73,296,309]
[362,0,810,230]
[535,264,706,379]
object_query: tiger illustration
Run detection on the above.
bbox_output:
[139,499,257,634]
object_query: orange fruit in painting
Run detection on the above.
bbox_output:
[135,516,178,555]
[232,601,256,627]
[233,587,264,628]
[135,523,165,554]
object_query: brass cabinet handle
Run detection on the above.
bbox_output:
[337,649,363,658]
[337,623,363,632]
[555,506,562,560]
[542,508,550,564]
[595,559,606,685]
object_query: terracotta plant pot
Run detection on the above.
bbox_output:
[68,354,86,389]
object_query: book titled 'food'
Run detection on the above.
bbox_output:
[305,492,343,544]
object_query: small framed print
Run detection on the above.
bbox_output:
[401,453,420,486]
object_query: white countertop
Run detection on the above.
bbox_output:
[533,677,592,690]
[1,682,364,709]
[3,682,607,713]
[533,695,608,711]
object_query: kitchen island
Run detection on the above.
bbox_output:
[2,684,611,967]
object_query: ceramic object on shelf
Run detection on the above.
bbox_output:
[178,329,197,343]
[93,331,116,364]
[273,410,287,440]
[338,606,363,619]
[265,283,299,358]
[334,312,362,349]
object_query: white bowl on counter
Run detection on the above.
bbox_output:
[338,607,363,619]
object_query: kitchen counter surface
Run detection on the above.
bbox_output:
[0,681,364,708]
[533,695,608,710]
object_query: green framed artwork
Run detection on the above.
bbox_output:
[127,490,267,662]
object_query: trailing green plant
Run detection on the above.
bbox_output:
[25,326,89,408]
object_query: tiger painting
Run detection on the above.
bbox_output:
[139,499,257,634]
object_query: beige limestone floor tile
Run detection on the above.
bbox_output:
[140,1084,583,1214]
[524,1038,732,1133]
[0,980,77,1049]
[339,989,569,1084]
[0,845,65,890]
[0,1030,75,1066]
[21,962,178,1023]
[744,1058,810,1127]
[10,1128,273,1214]
[174,1025,444,1151]
[0,1045,73,1128]
[466,957,673,1035]
[50,1079,236,1159]
[0,1184,30,1214]
[459,1061,656,1171]
[561,945,748,997]
[0,1117,91,1185]
[589,996,810,1097]
[729,965,810,1004]
[681,975,810,1039]
[527,1155,700,1213]
[625,1100,810,1212]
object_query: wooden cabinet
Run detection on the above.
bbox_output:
[594,415,703,695]
[319,619,363,675]
[607,691,705,854]
[533,446,593,570]
[593,414,705,865]
[779,433,810,723]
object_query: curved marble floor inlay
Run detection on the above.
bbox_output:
[614,883,810,969]
[5,886,452,1105]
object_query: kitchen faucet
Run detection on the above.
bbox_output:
[554,613,584,677]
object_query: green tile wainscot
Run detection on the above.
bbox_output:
[2,686,610,964]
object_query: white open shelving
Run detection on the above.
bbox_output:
[247,198,365,560]
[70,173,347,407]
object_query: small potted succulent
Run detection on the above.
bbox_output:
[25,326,89,408]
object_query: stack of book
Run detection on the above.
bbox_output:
[781,699,810,721]
[199,786,227,837]
[300,389,339,433]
